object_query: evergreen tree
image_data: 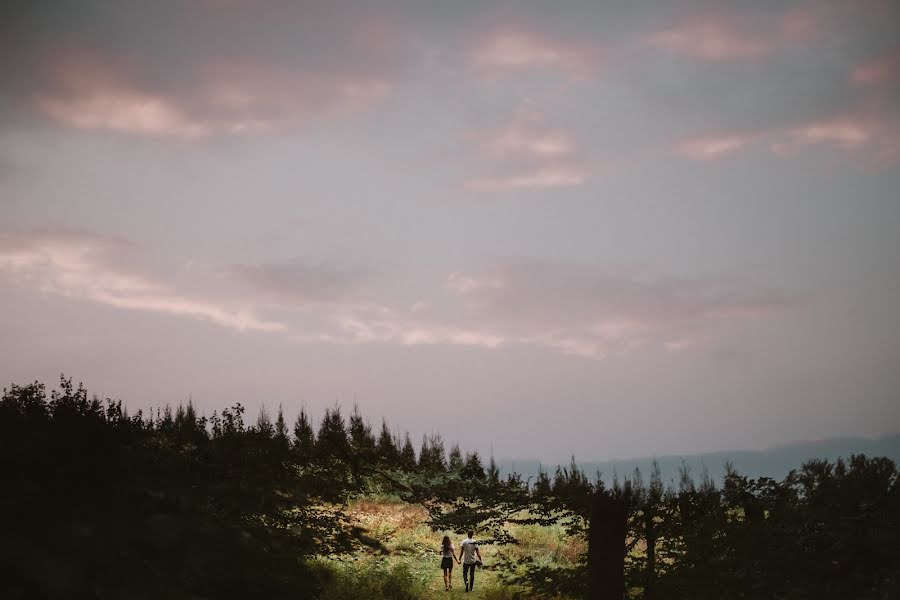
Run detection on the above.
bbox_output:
[398,433,417,471]
[462,450,486,480]
[160,404,174,432]
[419,434,432,471]
[317,406,349,460]
[532,469,552,499]
[429,433,447,472]
[184,400,198,427]
[376,419,398,464]
[256,404,274,437]
[274,404,289,451]
[175,402,187,428]
[448,443,464,471]
[292,408,315,461]
[417,433,448,472]
[487,454,500,484]
[274,404,288,438]
[348,404,376,461]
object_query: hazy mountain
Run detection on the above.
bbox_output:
[499,434,900,487]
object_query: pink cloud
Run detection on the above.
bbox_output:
[466,166,587,192]
[31,53,391,138]
[647,7,823,63]
[676,113,900,165]
[676,134,756,161]
[198,61,391,130]
[648,19,772,61]
[787,119,871,148]
[471,29,599,79]
[851,48,900,85]
[36,92,210,139]
[481,120,576,159]
[775,116,900,164]
[284,260,785,360]
[306,305,508,351]
[464,109,588,191]
[0,230,795,359]
[32,54,209,138]
[0,230,283,332]
[438,260,792,359]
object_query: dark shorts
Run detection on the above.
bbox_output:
[441,557,454,570]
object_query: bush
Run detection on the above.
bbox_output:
[315,561,425,600]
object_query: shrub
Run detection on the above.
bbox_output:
[316,561,425,600]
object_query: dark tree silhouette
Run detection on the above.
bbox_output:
[376,418,398,464]
[3,376,898,600]
[292,407,316,462]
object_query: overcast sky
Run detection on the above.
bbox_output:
[1,0,898,462]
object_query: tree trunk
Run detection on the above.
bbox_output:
[586,492,627,600]
[644,511,656,600]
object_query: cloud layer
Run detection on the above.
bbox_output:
[0,230,793,360]
[0,230,283,332]
[2,1,406,137]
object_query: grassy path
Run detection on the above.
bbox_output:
[418,554,503,599]
[343,497,508,599]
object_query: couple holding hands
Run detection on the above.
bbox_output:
[441,531,481,592]
[440,530,483,592]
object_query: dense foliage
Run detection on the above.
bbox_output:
[433,455,900,599]
[1,377,402,599]
[3,376,898,599]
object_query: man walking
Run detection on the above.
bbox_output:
[458,530,482,592]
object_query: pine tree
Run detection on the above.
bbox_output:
[448,444,464,471]
[184,401,197,426]
[186,400,204,434]
[462,451,485,480]
[429,433,446,472]
[398,433,417,471]
[348,404,376,462]
[487,455,500,484]
[317,406,349,460]
[256,405,274,437]
[161,404,174,432]
[274,404,289,451]
[275,404,288,439]
[292,408,315,461]
[175,403,186,428]
[376,419,397,464]
[419,434,431,471]
[533,469,552,499]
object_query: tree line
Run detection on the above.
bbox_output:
[2,376,898,599]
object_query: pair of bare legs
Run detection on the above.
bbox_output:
[443,562,459,590]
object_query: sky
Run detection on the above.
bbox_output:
[1,0,899,463]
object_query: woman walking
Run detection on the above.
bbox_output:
[440,535,459,591]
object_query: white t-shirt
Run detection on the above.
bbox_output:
[460,538,479,564]
[440,543,455,558]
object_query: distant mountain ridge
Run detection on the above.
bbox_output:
[499,433,900,487]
